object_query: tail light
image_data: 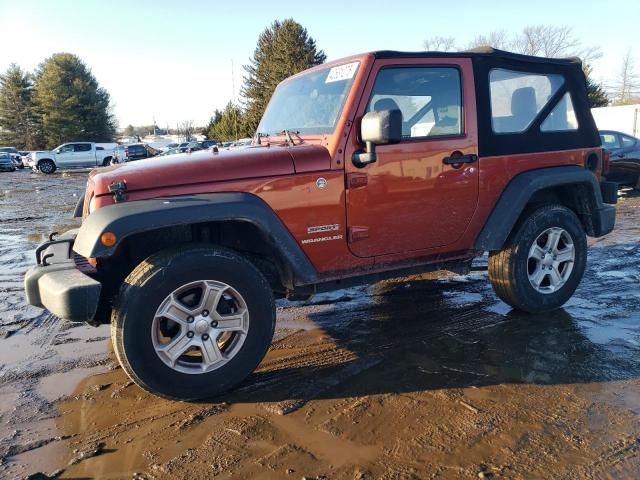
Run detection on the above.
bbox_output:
[602,149,610,176]
[124,147,129,157]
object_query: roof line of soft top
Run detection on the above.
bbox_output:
[373,47,582,66]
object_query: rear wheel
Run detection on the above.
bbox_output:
[102,157,111,167]
[488,205,587,313]
[111,246,275,400]
[38,159,56,174]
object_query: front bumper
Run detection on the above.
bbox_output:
[24,230,101,322]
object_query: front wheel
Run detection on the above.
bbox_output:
[111,246,275,400]
[488,205,587,313]
[38,159,56,174]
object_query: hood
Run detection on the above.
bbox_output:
[90,145,331,197]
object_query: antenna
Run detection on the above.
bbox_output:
[231,59,238,141]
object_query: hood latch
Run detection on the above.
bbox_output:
[108,180,127,203]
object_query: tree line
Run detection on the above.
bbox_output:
[423,25,639,107]
[0,53,116,149]
[2,21,637,149]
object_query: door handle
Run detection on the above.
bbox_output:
[443,154,477,165]
[617,153,625,158]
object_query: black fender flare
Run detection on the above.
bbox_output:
[474,166,615,251]
[73,192,318,286]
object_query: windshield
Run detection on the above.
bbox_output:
[257,61,359,136]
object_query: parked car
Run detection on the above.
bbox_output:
[201,140,220,149]
[29,142,114,173]
[112,143,160,163]
[157,147,184,156]
[0,152,16,172]
[0,146,25,169]
[26,48,616,401]
[599,130,640,189]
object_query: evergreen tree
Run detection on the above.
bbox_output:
[583,64,609,108]
[0,64,40,149]
[210,102,246,141]
[241,19,326,134]
[205,109,223,139]
[34,53,116,148]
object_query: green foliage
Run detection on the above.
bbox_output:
[123,124,135,136]
[34,53,116,148]
[0,64,40,149]
[241,18,326,135]
[204,109,223,139]
[208,102,247,141]
[583,64,608,108]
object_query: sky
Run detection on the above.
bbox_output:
[1,0,638,129]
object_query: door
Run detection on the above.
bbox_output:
[54,144,76,167]
[345,59,479,258]
[73,143,95,167]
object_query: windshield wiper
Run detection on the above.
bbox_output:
[280,129,303,147]
[254,132,270,145]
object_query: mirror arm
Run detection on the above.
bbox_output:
[352,141,377,167]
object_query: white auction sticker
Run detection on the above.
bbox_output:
[325,62,359,83]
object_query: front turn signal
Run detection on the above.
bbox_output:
[100,231,117,247]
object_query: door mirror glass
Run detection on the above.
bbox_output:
[353,109,402,167]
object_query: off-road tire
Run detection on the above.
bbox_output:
[111,245,275,400]
[488,204,587,313]
[38,159,56,174]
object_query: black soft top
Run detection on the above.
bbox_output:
[374,47,583,66]
[372,48,598,156]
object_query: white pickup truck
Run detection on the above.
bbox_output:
[28,142,114,174]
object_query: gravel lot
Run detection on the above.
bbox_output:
[1,168,639,479]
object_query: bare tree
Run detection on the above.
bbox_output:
[177,120,195,142]
[611,49,640,105]
[423,36,457,52]
[466,30,510,51]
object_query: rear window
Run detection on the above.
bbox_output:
[74,144,92,152]
[489,69,564,134]
[621,135,637,148]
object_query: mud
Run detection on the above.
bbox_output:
[1,169,640,479]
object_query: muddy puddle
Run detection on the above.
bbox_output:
[1,169,639,479]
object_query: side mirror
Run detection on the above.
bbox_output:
[352,109,402,167]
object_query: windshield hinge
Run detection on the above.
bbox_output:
[108,180,127,203]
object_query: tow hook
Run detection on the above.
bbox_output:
[108,180,127,203]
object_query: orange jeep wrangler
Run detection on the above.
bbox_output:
[25,48,617,400]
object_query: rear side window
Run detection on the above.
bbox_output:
[74,144,92,152]
[600,133,620,149]
[366,67,462,139]
[540,92,579,132]
[489,69,564,133]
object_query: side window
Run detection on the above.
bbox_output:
[366,67,462,139]
[600,133,620,149]
[74,144,92,152]
[540,92,579,132]
[621,135,637,148]
[59,144,74,153]
[489,69,564,133]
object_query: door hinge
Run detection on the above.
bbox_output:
[348,226,369,242]
[346,172,368,189]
